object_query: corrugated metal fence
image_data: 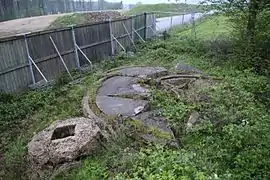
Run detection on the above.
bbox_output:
[0,13,156,93]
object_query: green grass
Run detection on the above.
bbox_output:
[49,13,89,29]
[1,15,269,179]
[126,3,207,18]
[175,15,233,40]
[0,65,121,179]
[57,15,269,179]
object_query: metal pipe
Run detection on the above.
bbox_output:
[75,44,93,68]
[112,35,126,52]
[28,56,48,82]
[133,28,145,42]
[122,22,136,49]
[149,26,157,36]
[24,35,36,84]
[49,36,73,80]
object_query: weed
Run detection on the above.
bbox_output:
[49,13,88,29]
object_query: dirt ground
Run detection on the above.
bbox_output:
[0,13,70,38]
[0,11,125,39]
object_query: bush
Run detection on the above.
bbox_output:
[116,147,210,180]
[151,67,270,179]
[226,8,270,76]
[0,90,54,133]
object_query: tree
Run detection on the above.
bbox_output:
[205,0,270,41]
[204,0,270,75]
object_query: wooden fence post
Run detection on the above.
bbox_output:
[144,13,147,40]
[109,17,115,57]
[71,26,80,69]
[170,16,173,30]
[24,35,36,84]
[191,13,196,38]
[182,14,185,25]
[131,15,135,43]
[152,13,156,38]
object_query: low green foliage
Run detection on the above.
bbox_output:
[55,129,139,180]
[116,15,269,179]
[1,84,86,179]
[116,146,208,180]
[55,160,109,180]
[176,15,233,40]
[150,67,270,179]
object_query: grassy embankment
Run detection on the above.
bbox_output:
[49,3,207,29]
[1,15,269,179]
[126,3,207,18]
[49,13,89,29]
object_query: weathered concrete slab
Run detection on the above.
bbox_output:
[95,67,177,145]
[164,78,195,86]
[120,67,168,78]
[128,111,176,145]
[98,76,149,96]
[28,117,103,167]
[96,96,149,117]
[175,61,203,74]
[134,111,172,134]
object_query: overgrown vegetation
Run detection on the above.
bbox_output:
[206,0,270,76]
[48,11,123,29]
[49,13,89,29]
[1,11,269,180]
[126,3,207,18]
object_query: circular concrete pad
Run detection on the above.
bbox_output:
[95,66,175,145]
[96,96,148,116]
[95,66,168,117]
[97,76,149,96]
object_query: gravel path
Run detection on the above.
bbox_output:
[0,14,69,38]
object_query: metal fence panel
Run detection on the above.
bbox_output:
[75,22,111,65]
[26,28,76,82]
[0,13,155,93]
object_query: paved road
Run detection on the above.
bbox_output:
[156,11,214,32]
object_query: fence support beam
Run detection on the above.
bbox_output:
[133,28,145,42]
[149,26,157,36]
[71,26,80,69]
[122,22,136,49]
[24,35,36,84]
[28,56,48,82]
[49,36,73,80]
[75,44,93,69]
[112,35,126,52]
